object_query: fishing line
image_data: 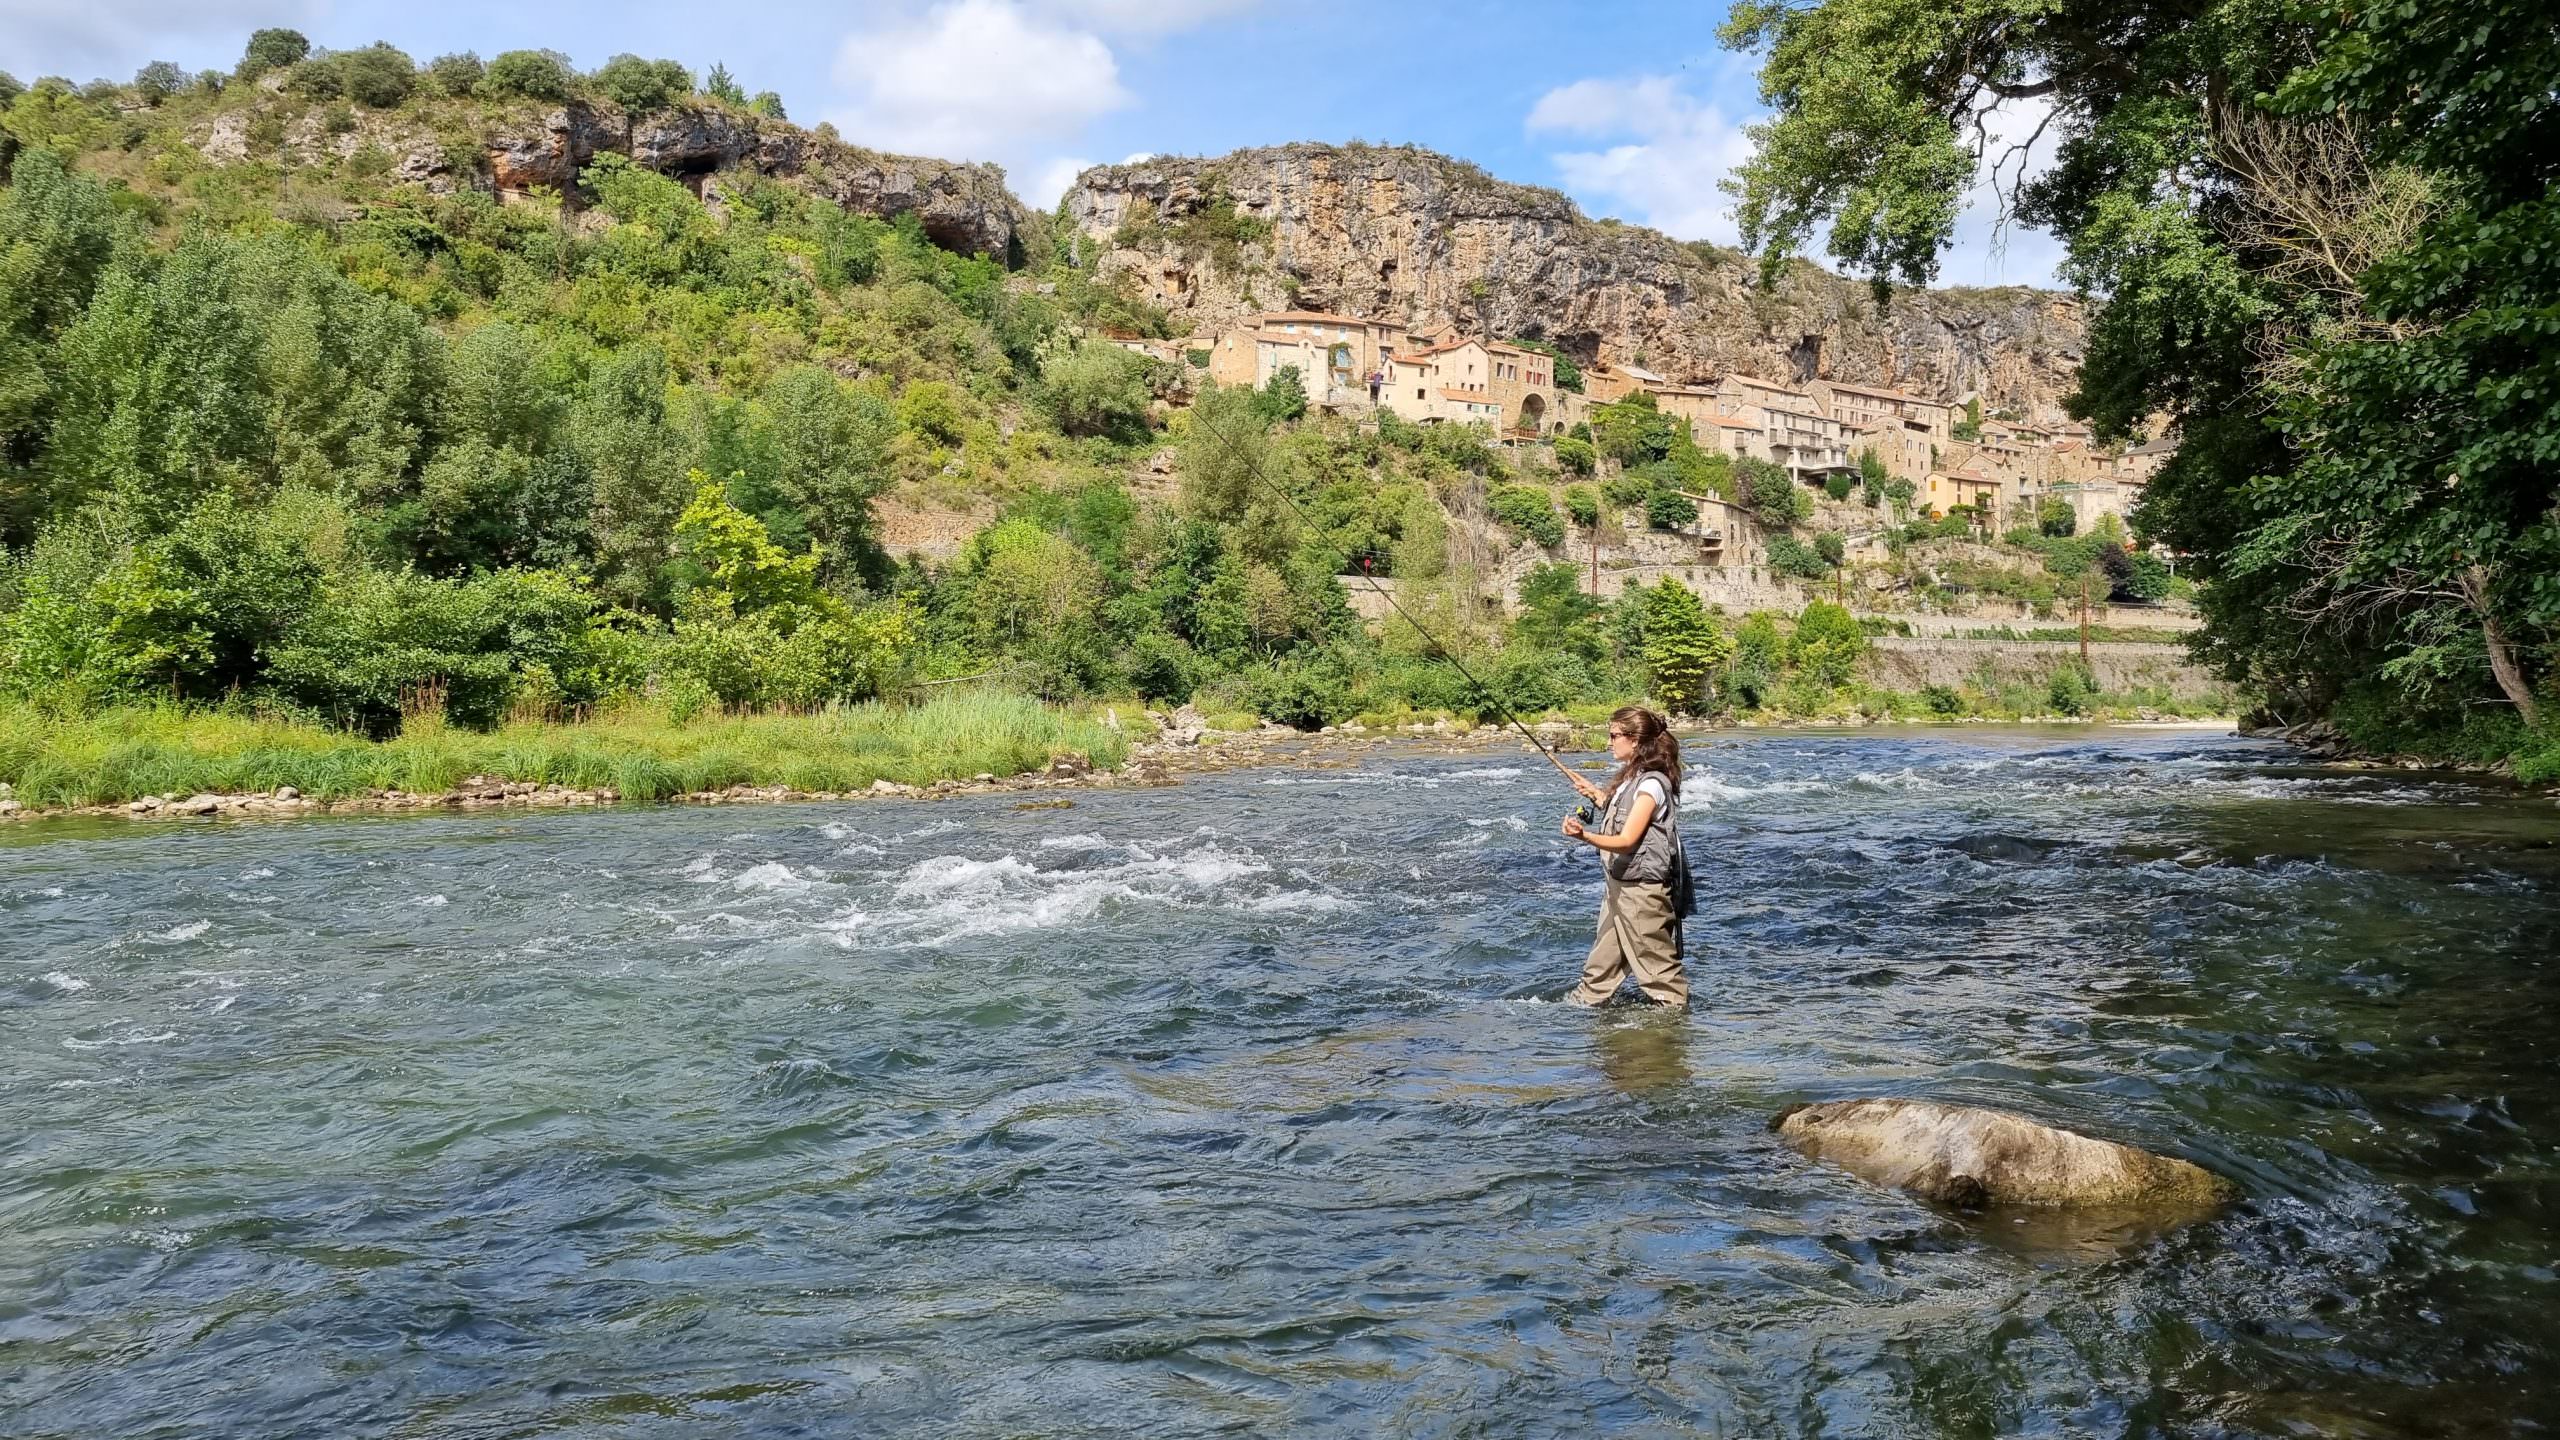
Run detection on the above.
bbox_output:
[1191,406,1588,790]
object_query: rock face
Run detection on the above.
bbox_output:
[1774,1097,2234,1211]
[192,100,1032,261]
[1064,145,2086,422]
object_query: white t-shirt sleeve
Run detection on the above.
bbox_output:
[1627,776,1669,810]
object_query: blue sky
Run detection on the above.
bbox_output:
[1,0,2067,287]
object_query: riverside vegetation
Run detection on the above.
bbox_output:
[3,33,2252,811]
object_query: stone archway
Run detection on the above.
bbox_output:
[1519,392,1547,433]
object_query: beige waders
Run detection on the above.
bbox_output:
[1572,875,1687,1007]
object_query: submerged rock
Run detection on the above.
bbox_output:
[1774,1097,2234,1212]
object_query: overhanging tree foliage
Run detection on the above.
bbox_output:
[1722,0,2559,746]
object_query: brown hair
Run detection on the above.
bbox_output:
[1605,705,1681,798]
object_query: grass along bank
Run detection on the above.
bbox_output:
[0,690,1127,811]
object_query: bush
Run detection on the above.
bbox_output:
[1765,533,1828,579]
[593,54,692,112]
[1244,649,1354,730]
[2047,662,2098,715]
[1562,483,1600,528]
[1490,484,1566,547]
[1554,435,1597,475]
[239,28,310,80]
[482,49,574,102]
[1255,365,1308,423]
[1790,600,1867,688]
[1041,342,1155,439]
[1923,683,1964,715]
[332,43,415,107]
[1823,471,1855,501]
[1125,631,1199,703]
[1645,488,1697,530]
[2038,496,2077,536]
[424,52,484,97]
[1815,531,1846,567]
[133,61,184,104]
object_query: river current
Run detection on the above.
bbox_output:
[5,727,2557,1437]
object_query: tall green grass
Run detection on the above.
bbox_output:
[0,689,1128,808]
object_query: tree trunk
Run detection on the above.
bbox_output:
[2461,565,2541,729]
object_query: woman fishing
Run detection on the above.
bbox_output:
[1560,705,1688,1008]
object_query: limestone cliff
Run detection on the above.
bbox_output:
[1064,144,2085,421]
[193,95,1034,261]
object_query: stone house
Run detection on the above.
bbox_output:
[1484,340,1561,435]
[1805,378,1954,445]
[1435,387,1504,427]
[1583,361,1667,404]
[1761,403,1856,484]
[1207,311,1413,403]
[1379,339,1494,425]
[1645,382,1723,435]
[1845,419,1936,483]
[1699,414,1765,461]
[1925,465,2008,517]
[1715,373,1814,428]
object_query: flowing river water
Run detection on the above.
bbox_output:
[5,727,2557,1437]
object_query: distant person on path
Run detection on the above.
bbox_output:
[1368,369,1383,402]
[1561,706,1689,1007]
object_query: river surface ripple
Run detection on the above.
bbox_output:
[4,728,2558,1437]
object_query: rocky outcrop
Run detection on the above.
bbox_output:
[1064,144,2085,422]
[190,99,1033,261]
[1775,1097,2235,1211]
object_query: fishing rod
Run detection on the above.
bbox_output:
[1190,404,1593,794]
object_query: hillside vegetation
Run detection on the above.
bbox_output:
[0,34,2237,805]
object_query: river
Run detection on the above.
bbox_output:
[5,727,2556,1437]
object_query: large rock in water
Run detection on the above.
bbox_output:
[1775,1098,2234,1211]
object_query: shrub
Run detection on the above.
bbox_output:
[1041,342,1154,439]
[239,28,311,80]
[1244,649,1354,730]
[1743,459,1811,529]
[424,52,484,97]
[2047,662,2097,715]
[1923,683,1964,715]
[1554,435,1597,475]
[1815,531,1846,567]
[1255,364,1308,422]
[897,381,965,445]
[133,61,184,104]
[1644,488,1697,530]
[1490,484,1566,547]
[1765,534,1828,579]
[750,92,787,120]
[482,50,574,102]
[285,57,342,100]
[593,54,692,112]
[1125,631,1199,703]
[2038,496,2077,536]
[1823,471,1855,501]
[1602,470,1653,507]
[336,43,416,107]
[1790,600,1867,687]
[1562,483,1600,528]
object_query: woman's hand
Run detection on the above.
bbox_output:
[1571,775,1607,804]
[1561,816,1586,840]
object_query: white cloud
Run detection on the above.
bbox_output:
[1527,70,2068,287]
[0,0,327,80]
[1027,155,1096,206]
[1526,73,1757,246]
[1044,0,1259,35]
[830,0,1132,163]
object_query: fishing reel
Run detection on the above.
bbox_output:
[1571,797,1602,828]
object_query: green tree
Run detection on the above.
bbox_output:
[238,29,310,80]
[1041,340,1155,439]
[1256,364,1308,423]
[1742,458,1810,530]
[1516,561,1603,663]
[1491,484,1565,547]
[704,63,746,107]
[1790,600,1866,688]
[423,52,484,97]
[2037,497,2076,537]
[132,61,184,104]
[1857,448,1887,506]
[593,55,692,112]
[336,43,417,107]
[1645,487,1697,531]
[1562,483,1600,528]
[482,50,574,102]
[1643,578,1732,714]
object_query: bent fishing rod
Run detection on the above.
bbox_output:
[1190,407,1591,794]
